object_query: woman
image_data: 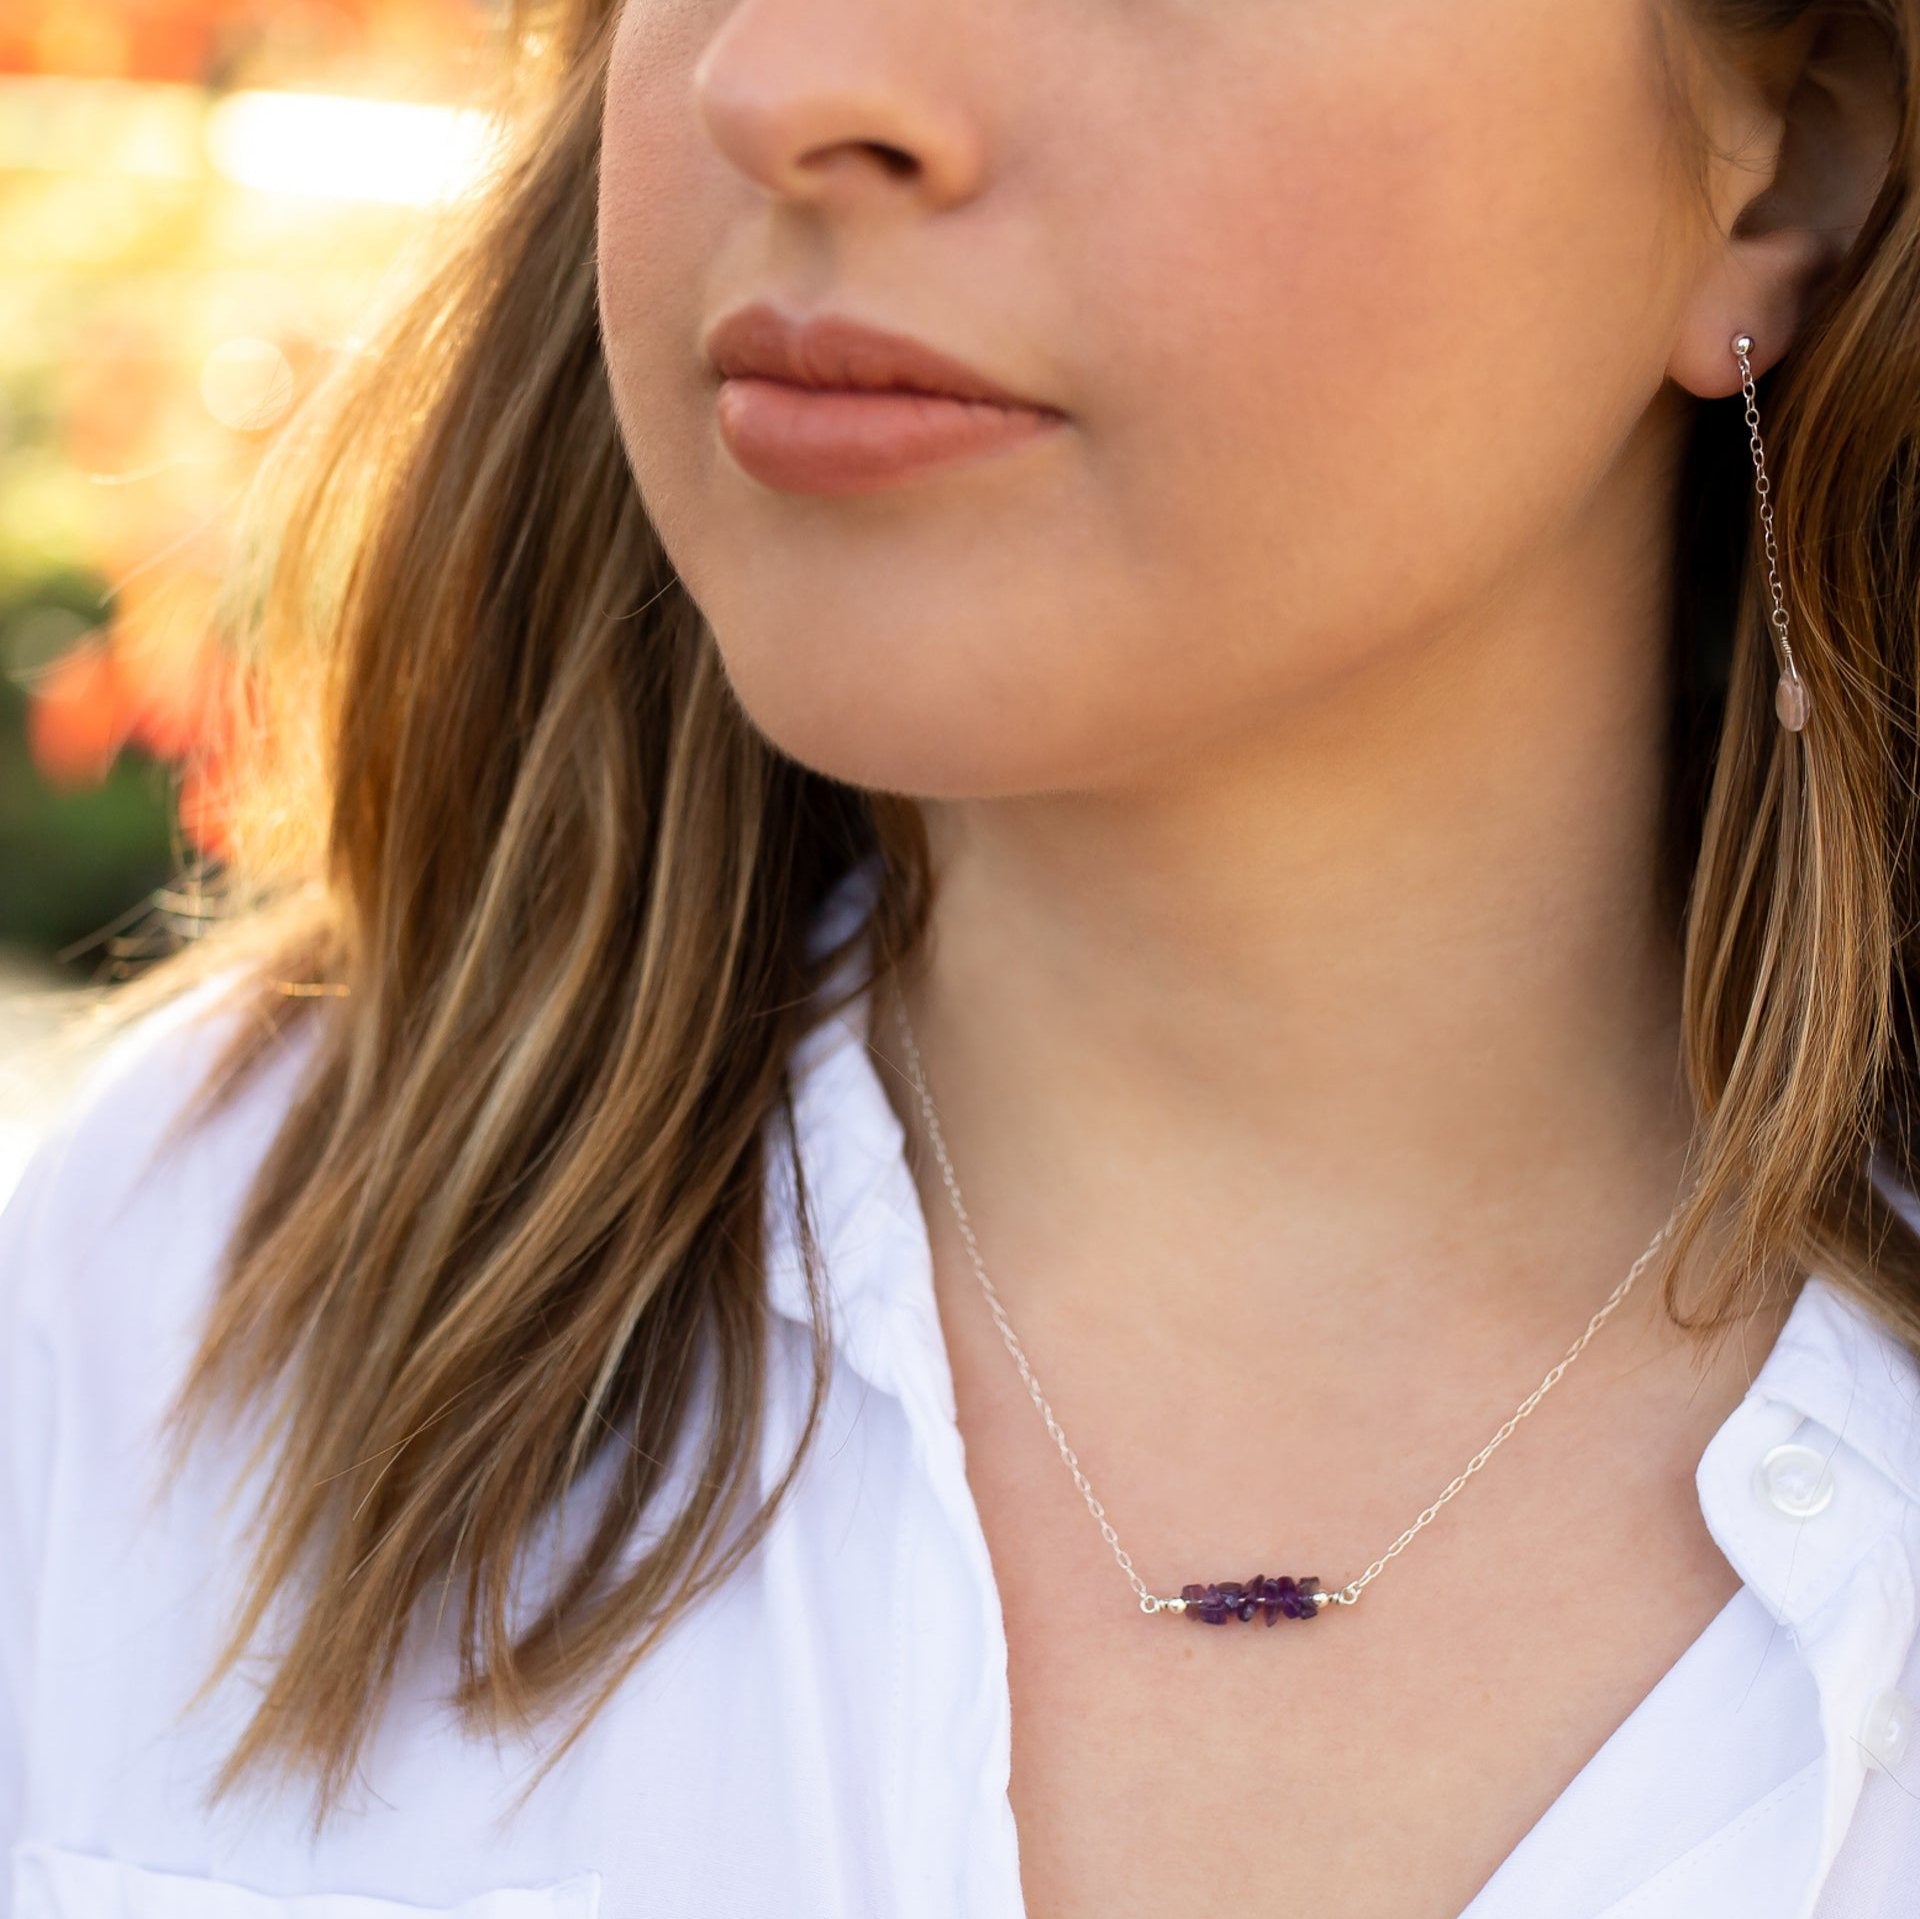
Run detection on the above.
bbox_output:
[3,0,1918,1912]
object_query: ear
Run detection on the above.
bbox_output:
[1668,6,1901,400]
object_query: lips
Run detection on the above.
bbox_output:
[703,302,1057,411]
[702,303,1066,496]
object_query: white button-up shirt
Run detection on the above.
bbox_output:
[4,875,1919,1917]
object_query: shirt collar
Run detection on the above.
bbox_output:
[761,854,947,1412]
[1743,1240,1920,1512]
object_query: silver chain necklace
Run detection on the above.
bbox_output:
[889,994,1686,1626]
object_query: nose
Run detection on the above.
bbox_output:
[691,0,987,215]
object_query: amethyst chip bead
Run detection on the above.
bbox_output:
[1179,1582,1228,1623]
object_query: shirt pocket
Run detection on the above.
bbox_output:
[9,1841,602,1919]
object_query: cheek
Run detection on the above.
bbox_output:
[1077,1,1688,673]
[596,7,722,514]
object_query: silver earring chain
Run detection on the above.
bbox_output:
[1732,332,1810,732]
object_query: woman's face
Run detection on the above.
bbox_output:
[596,0,1744,796]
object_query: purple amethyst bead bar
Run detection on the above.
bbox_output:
[1166,1574,1329,1624]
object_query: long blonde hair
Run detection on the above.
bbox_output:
[34,0,1920,1832]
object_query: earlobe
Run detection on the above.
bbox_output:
[1667,221,1831,401]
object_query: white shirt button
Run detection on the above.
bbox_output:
[1861,1689,1915,1771]
[1753,1440,1837,1518]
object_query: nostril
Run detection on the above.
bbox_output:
[863,141,917,180]
[796,139,918,191]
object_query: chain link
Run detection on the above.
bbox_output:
[1733,332,1803,699]
[891,994,1689,1615]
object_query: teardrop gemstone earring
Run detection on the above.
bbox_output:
[1731,332,1810,732]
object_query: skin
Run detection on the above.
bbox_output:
[597,3,1895,1912]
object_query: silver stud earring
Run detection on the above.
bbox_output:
[1731,333,1809,732]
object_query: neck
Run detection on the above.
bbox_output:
[870,447,1707,1365]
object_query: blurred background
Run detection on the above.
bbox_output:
[0,0,511,1202]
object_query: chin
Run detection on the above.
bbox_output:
[709,645,1073,801]
[734,692,1025,799]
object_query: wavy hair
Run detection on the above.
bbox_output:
[30,0,1920,1832]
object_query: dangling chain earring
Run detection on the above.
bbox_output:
[1732,332,1810,732]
